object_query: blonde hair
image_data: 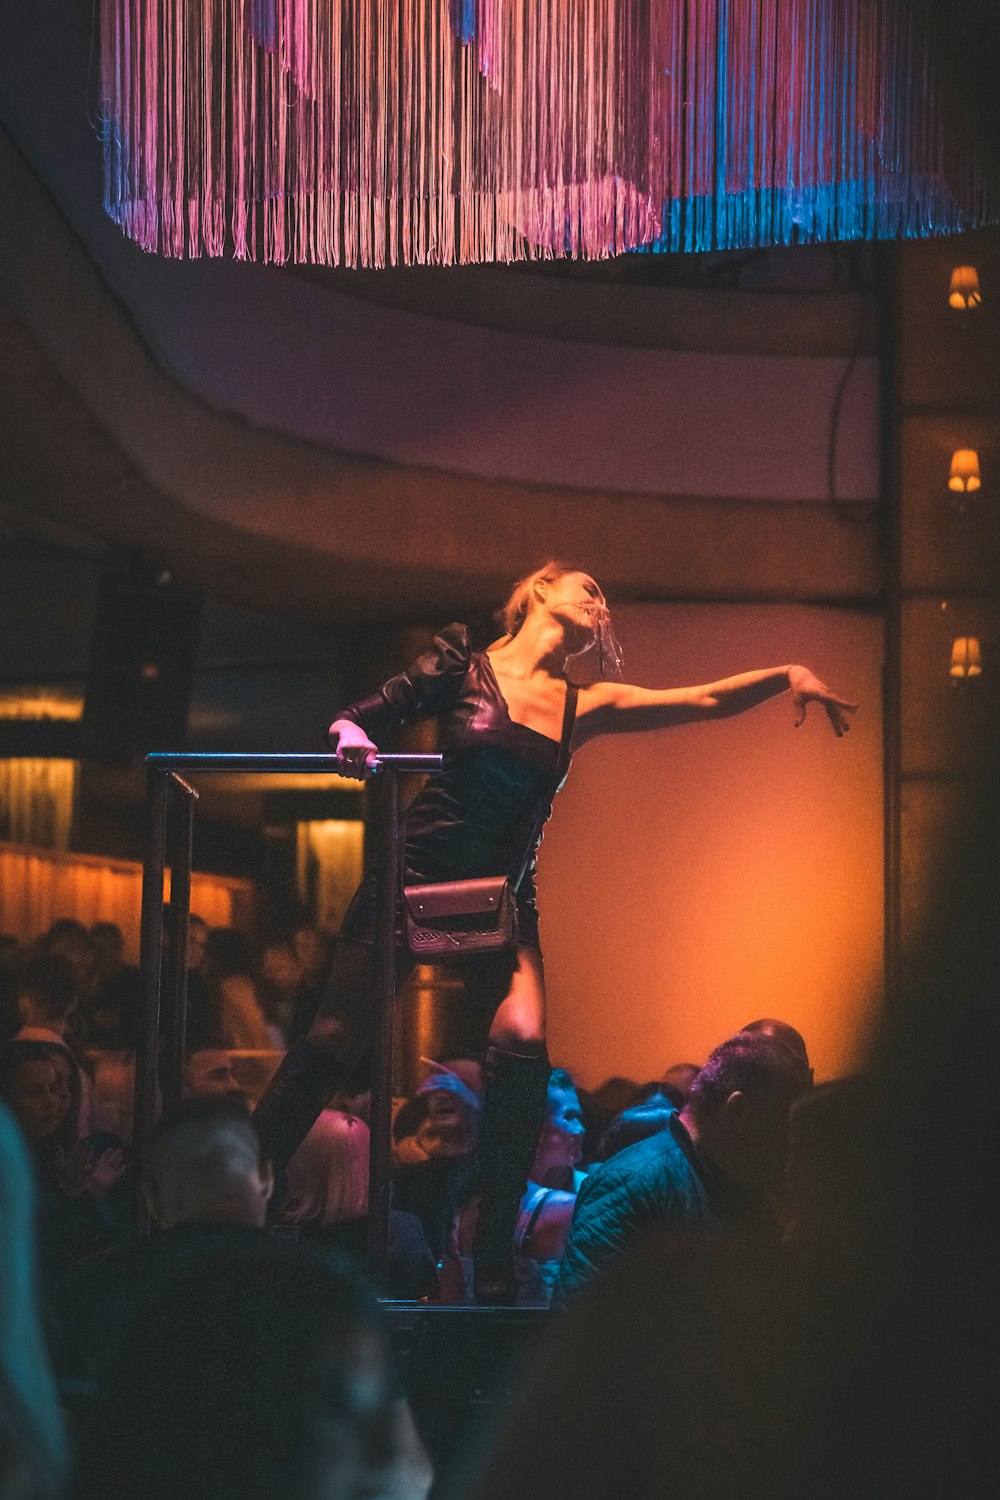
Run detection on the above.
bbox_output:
[496,560,624,679]
[498,560,580,640]
[282,1109,370,1225]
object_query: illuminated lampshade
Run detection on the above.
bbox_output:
[948,449,981,493]
[948,266,982,310]
[950,637,983,681]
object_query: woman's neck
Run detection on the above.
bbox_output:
[495,614,568,678]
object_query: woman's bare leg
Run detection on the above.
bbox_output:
[487,945,547,1053]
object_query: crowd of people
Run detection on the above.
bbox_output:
[0,915,823,1309]
[1,885,993,1498]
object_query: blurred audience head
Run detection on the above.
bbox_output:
[598,1096,675,1161]
[0,1041,73,1154]
[742,1018,812,1076]
[84,1255,407,1500]
[783,1076,874,1247]
[39,920,97,999]
[183,1046,244,1101]
[532,1068,585,1185]
[416,1061,481,1157]
[90,1050,136,1141]
[683,1031,812,1190]
[590,1075,642,1121]
[37,1041,83,1145]
[291,924,330,983]
[18,953,78,1036]
[261,939,301,994]
[283,1108,370,1226]
[186,913,209,972]
[0,1100,69,1497]
[660,1062,701,1104]
[145,1097,272,1230]
[90,921,125,973]
[203,927,254,981]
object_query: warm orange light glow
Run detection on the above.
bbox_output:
[0,693,84,721]
[948,449,981,496]
[0,842,251,962]
[296,819,365,930]
[950,637,983,681]
[0,760,77,849]
[948,266,982,310]
[197,773,364,794]
[0,846,254,960]
[542,605,884,1086]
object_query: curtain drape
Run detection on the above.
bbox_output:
[295,819,364,931]
[0,761,77,851]
[0,842,250,962]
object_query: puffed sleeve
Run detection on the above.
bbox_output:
[332,623,472,740]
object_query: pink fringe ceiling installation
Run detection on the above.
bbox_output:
[99,0,996,267]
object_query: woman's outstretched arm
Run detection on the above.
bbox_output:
[577,665,858,742]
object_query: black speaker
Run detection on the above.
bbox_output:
[84,564,202,760]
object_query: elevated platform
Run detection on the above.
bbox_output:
[385,1304,550,1481]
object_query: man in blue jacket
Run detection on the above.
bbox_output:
[554,1029,810,1305]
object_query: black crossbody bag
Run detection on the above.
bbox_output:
[402,681,578,958]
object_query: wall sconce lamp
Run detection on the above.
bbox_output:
[948,448,982,514]
[950,636,983,683]
[949,266,982,311]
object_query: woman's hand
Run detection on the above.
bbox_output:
[787,666,859,737]
[328,718,379,779]
[57,1141,94,1200]
[88,1146,127,1200]
[57,1141,127,1200]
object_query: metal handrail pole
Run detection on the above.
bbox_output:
[367,764,402,1283]
[161,774,198,1113]
[145,752,443,773]
[131,766,168,1236]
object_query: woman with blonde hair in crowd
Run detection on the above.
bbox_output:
[282,1109,436,1300]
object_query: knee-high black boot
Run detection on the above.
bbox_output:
[251,1038,350,1181]
[472,1045,551,1306]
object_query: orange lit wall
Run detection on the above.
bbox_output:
[538,604,884,1086]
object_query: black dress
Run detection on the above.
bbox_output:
[336,624,576,951]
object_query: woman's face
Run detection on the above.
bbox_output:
[539,571,606,653]
[538,1081,586,1168]
[6,1059,64,1141]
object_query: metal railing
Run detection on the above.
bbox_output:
[134,750,443,1285]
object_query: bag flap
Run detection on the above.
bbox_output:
[404,877,509,920]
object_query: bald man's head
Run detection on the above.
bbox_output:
[146,1098,272,1229]
[741,1018,811,1072]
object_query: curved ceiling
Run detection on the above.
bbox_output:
[0,2,882,619]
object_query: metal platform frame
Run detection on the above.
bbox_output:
[134,750,442,1284]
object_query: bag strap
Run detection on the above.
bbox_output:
[512,680,578,894]
[514,1186,556,1255]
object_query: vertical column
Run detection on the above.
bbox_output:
[161,774,198,1113]
[892,231,1000,983]
[132,766,168,1236]
[367,765,401,1281]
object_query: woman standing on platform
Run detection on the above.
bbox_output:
[253,562,857,1303]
